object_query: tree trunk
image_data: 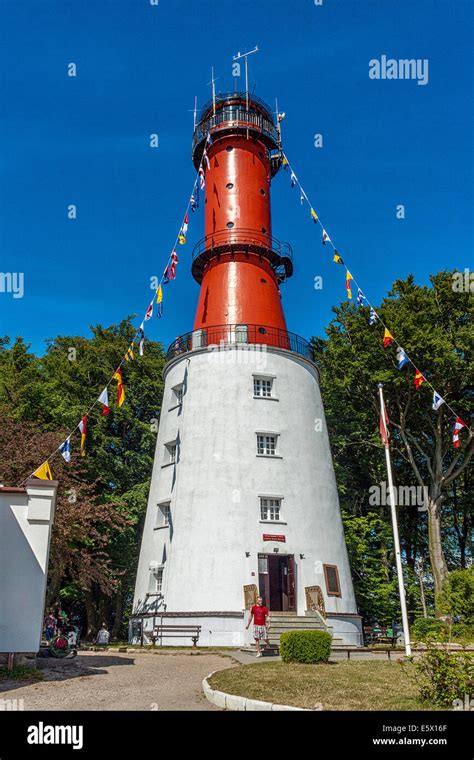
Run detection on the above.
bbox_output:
[111,584,123,640]
[84,590,100,638]
[45,569,62,610]
[427,494,449,599]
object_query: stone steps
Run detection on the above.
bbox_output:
[261,613,334,646]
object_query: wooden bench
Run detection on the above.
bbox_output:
[149,625,201,647]
[363,626,397,647]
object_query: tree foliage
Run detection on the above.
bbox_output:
[0,318,166,637]
[312,271,472,620]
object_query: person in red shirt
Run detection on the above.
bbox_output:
[246,596,270,657]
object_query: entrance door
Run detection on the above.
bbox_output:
[258,554,296,612]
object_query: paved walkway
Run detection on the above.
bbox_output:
[0,651,236,711]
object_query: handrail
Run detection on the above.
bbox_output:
[197,91,275,123]
[192,105,279,158]
[192,228,293,262]
[165,324,316,364]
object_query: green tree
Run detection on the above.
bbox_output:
[313,271,472,605]
[0,318,167,637]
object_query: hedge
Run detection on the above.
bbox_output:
[279,630,332,664]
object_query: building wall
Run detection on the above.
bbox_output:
[0,481,57,653]
[133,345,360,644]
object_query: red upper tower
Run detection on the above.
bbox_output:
[191,92,293,347]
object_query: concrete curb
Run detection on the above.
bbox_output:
[202,671,312,711]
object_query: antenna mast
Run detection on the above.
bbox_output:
[233,46,258,112]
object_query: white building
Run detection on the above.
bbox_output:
[132,92,362,647]
[0,480,57,662]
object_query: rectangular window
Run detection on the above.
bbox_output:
[260,497,281,521]
[164,441,177,465]
[172,384,183,405]
[156,502,171,528]
[257,434,277,456]
[148,566,164,594]
[254,377,273,398]
[323,564,342,597]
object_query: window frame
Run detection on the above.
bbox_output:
[155,501,171,529]
[171,383,184,408]
[162,440,177,467]
[256,432,280,457]
[323,563,342,597]
[148,565,164,595]
[259,496,283,523]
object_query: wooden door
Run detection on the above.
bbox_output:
[287,555,296,611]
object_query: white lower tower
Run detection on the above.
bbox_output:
[132,340,362,646]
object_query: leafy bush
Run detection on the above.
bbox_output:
[437,568,474,624]
[411,616,446,642]
[407,645,474,707]
[451,623,474,643]
[412,615,474,644]
[279,630,332,664]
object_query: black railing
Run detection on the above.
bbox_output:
[192,229,292,262]
[197,92,276,124]
[191,228,293,285]
[165,324,315,364]
[192,107,280,169]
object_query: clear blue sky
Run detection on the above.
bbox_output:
[0,0,472,355]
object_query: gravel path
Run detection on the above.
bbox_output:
[0,651,236,711]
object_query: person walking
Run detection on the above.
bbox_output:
[246,596,270,657]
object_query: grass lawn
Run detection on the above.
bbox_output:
[209,661,442,711]
[0,665,43,682]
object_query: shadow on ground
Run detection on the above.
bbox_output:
[0,653,137,693]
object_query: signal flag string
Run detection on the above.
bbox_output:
[281,152,472,444]
[20,141,211,485]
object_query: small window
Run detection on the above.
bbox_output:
[260,278,267,284]
[261,227,267,234]
[157,502,171,528]
[148,566,164,594]
[260,497,281,522]
[226,145,234,152]
[254,377,273,398]
[171,384,183,406]
[226,182,234,189]
[226,221,234,228]
[324,564,341,597]
[260,188,266,196]
[257,434,277,456]
[164,441,177,465]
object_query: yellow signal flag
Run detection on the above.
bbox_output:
[33,461,53,480]
[114,369,125,407]
[346,271,353,300]
[156,285,163,304]
[311,208,318,223]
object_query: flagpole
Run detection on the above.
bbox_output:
[378,382,412,657]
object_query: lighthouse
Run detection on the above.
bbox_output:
[131,91,363,647]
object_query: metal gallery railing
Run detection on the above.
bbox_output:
[165,324,315,363]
